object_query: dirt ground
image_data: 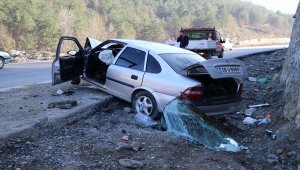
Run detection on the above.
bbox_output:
[0,49,299,169]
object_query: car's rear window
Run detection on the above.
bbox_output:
[159,53,206,75]
[185,30,217,40]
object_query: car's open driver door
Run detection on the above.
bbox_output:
[52,36,84,85]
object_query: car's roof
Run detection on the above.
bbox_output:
[112,39,195,55]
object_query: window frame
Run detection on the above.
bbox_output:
[114,46,147,71]
[145,53,162,74]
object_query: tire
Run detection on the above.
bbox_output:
[71,77,81,85]
[132,91,161,120]
[0,58,4,69]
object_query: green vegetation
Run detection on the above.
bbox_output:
[0,0,293,51]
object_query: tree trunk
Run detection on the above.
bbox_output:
[280,2,300,127]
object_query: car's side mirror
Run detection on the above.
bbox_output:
[67,50,77,56]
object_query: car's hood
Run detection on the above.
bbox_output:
[187,58,246,79]
[0,51,10,59]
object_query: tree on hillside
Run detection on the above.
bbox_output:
[0,0,294,50]
[280,2,300,127]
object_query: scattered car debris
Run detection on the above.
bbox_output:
[257,77,268,84]
[248,103,270,108]
[48,100,77,109]
[244,108,256,116]
[121,135,130,141]
[53,89,74,96]
[265,130,277,140]
[243,117,257,125]
[240,145,249,151]
[258,118,272,126]
[134,113,158,127]
[56,89,63,95]
[162,98,240,152]
[248,77,257,82]
[258,114,272,126]
[118,159,144,169]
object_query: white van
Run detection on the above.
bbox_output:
[222,38,233,51]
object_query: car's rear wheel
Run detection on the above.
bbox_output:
[71,77,81,85]
[0,58,4,69]
[132,91,161,120]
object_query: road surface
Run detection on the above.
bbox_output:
[0,45,287,90]
[0,61,52,90]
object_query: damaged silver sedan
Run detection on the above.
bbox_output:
[52,36,246,119]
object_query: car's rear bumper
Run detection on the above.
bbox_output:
[196,100,241,116]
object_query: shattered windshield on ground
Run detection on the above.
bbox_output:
[161,98,240,152]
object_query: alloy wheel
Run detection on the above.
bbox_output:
[135,96,153,116]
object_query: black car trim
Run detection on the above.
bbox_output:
[107,77,134,88]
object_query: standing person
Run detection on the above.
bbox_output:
[177,30,189,48]
[207,32,213,40]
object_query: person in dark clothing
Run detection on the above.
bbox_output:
[177,30,189,48]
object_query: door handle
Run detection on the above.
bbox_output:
[131,75,138,80]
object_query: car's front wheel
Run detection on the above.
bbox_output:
[132,91,161,120]
[0,58,4,69]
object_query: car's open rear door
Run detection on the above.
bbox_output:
[52,36,84,85]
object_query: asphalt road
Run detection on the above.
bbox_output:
[0,45,287,90]
[0,61,52,90]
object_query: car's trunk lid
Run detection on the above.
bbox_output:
[187,58,246,80]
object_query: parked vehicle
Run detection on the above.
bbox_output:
[166,26,225,58]
[52,36,246,119]
[0,51,11,69]
[222,38,234,51]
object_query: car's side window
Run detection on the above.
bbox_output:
[115,47,146,71]
[146,54,161,74]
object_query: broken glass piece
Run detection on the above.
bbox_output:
[162,98,240,152]
[135,113,158,127]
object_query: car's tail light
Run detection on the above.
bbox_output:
[238,83,243,93]
[180,87,203,100]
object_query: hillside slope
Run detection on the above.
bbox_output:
[0,0,293,51]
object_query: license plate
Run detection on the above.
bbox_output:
[217,66,241,74]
